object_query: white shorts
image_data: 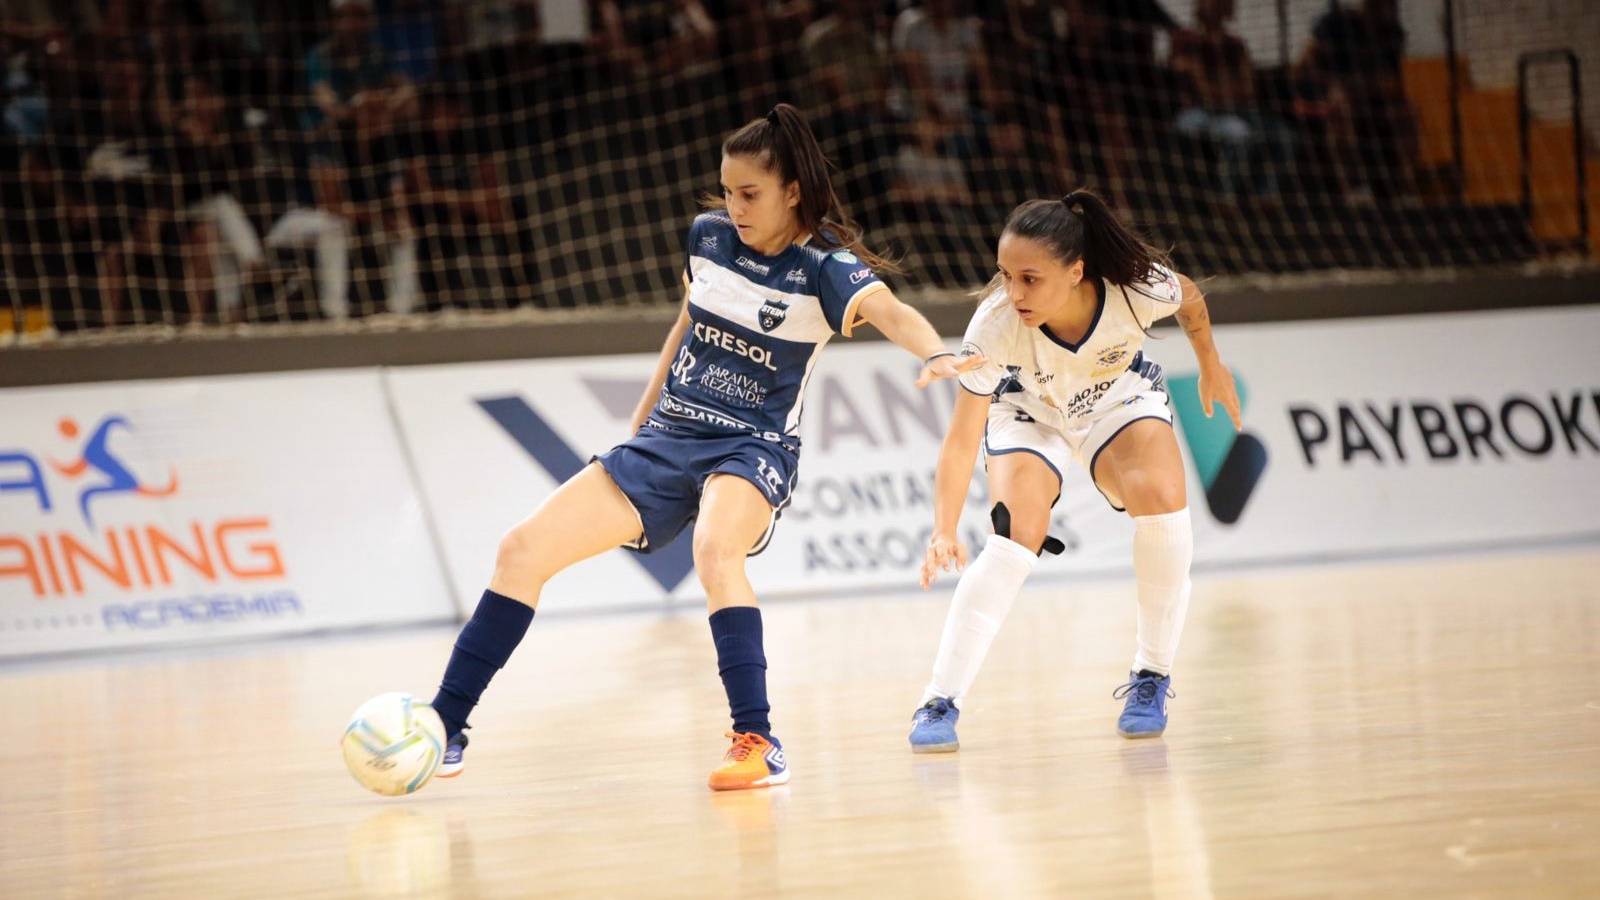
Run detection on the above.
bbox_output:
[983,391,1173,512]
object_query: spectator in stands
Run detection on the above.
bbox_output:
[1303,0,1418,200]
[705,0,810,90]
[302,0,417,136]
[454,0,566,160]
[1,143,101,331]
[268,0,419,319]
[376,0,439,84]
[67,46,180,326]
[265,142,420,320]
[590,0,716,80]
[1054,0,1179,205]
[892,113,973,220]
[1169,0,1295,197]
[799,0,899,203]
[800,0,890,119]
[461,0,537,52]
[403,86,513,311]
[890,0,995,164]
[2,27,51,145]
[978,3,1078,201]
[169,74,266,324]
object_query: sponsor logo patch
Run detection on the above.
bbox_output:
[736,256,771,276]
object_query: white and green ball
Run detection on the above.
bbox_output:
[341,692,446,796]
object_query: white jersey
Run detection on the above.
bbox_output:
[957,266,1184,432]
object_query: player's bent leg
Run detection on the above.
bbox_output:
[912,451,1057,752]
[984,449,1061,554]
[696,473,791,790]
[1094,420,1192,738]
[693,473,775,611]
[491,462,647,606]
[434,463,645,776]
[1090,418,1186,517]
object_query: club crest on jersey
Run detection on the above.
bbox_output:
[1097,343,1130,367]
[759,297,790,332]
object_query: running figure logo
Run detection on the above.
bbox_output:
[49,415,179,528]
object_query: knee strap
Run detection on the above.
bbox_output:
[990,502,1066,557]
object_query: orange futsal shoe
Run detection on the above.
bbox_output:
[708,731,789,791]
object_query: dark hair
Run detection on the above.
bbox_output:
[1002,189,1170,288]
[988,189,1176,332]
[708,103,901,273]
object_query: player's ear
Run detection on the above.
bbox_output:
[1067,258,1085,284]
[784,180,800,210]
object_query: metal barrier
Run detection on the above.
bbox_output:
[1518,48,1589,254]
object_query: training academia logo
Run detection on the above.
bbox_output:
[2,413,295,631]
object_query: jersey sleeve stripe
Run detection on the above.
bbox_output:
[839,282,889,337]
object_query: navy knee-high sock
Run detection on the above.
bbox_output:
[709,606,771,740]
[432,589,534,738]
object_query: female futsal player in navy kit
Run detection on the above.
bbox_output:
[426,104,981,791]
[908,190,1241,751]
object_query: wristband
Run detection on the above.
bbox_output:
[924,351,957,365]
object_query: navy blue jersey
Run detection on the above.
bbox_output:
[649,211,887,446]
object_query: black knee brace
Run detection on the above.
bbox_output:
[990,502,1065,557]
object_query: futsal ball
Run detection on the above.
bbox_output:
[342,692,447,796]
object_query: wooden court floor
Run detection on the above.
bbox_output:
[2,546,1597,898]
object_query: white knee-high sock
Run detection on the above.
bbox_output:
[922,534,1038,706]
[1131,508,1194,676]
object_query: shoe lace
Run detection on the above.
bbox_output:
[916,699,953,722]
[1112,675,1175,707]
[724,731,765,761]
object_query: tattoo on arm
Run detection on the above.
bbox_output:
[1178,302,1210,337]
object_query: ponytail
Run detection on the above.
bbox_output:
[991,189,1175,332]
[1059,189,1170,287]
[1000,189,1171,287]
[711,103,902,273]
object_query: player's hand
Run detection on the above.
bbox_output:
[916,351,986,389]
[920,531,968,590]
[1197,360,1242,431]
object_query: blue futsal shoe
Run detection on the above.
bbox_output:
[1114,671,1174,739]
[437,730,468,778]
[908,697,960,753]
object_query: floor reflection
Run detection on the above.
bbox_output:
[1121,741,1215,900]
[346,807,466,898]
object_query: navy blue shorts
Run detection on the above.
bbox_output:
[593,423,800,555]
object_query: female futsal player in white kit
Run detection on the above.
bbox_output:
[909,189,1242,750]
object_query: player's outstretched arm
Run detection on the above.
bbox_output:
[1175,273,1242,431]
[627,280,694,434]
[920,388,989,590]
[854,288,986,387]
